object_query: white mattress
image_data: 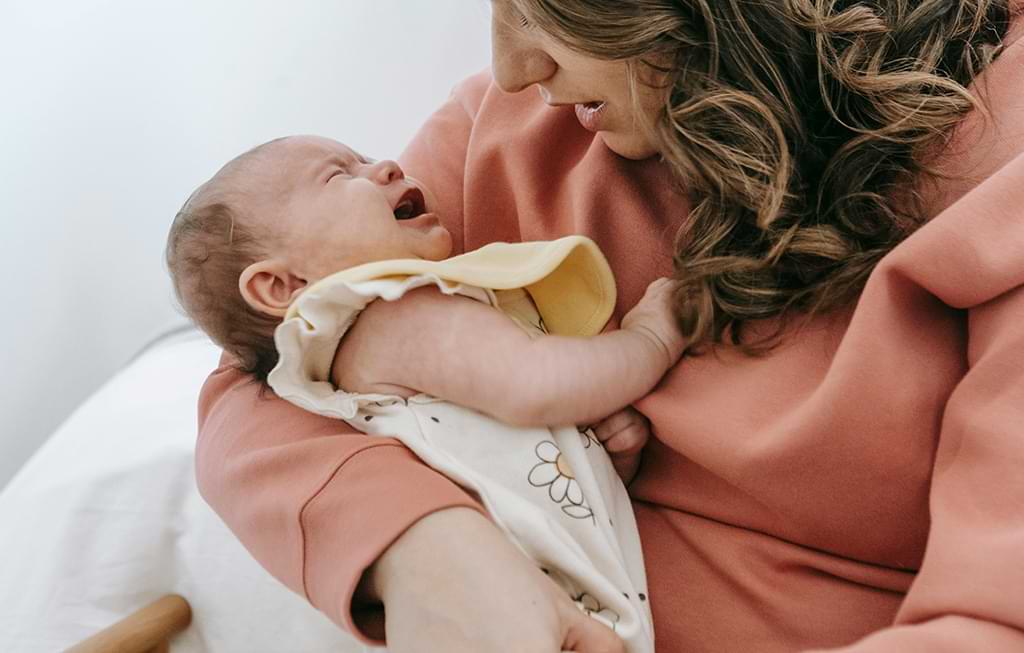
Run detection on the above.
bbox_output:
[0,331,376,652]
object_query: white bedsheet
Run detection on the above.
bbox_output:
[0,332,375,652]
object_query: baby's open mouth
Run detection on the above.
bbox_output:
[393,187,427,220]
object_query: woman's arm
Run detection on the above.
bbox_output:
[332,279,682,428]
[196,359,486,642]
[364,507,624,652]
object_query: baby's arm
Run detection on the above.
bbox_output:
[332,279,683,428]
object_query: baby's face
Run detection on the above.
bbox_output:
[254,135,452,281]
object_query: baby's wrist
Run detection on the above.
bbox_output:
[625,324,676,372]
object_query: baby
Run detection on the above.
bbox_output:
[167,135,683,652]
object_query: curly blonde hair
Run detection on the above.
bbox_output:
[512,0,1012,351]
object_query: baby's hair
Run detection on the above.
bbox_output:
[165,138,290,388]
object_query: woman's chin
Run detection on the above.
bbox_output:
[600,132,660,160]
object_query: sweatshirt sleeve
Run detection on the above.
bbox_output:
[194,72,493,644]
[808,155,1024,652]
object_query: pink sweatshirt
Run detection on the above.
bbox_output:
[196,19,1024,652]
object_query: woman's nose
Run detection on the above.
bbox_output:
[364,160,404,185]
[491,29,557,93]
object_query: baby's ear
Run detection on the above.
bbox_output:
[238,259,307,318]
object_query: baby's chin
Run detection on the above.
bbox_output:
[422,221,453,261]
[399,212,452,260]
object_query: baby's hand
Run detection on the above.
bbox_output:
[620,277,685,369]
[593,406,650,484]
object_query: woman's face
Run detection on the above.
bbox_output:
[490,1,665,160]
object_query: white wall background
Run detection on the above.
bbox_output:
[0,1,493,489]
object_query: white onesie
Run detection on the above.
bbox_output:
[268,237,655,653]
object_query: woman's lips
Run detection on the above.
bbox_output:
[574,101,607,132]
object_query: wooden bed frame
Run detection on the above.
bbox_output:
[64,595,192,653]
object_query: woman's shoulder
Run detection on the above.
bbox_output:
[445,68,493,121]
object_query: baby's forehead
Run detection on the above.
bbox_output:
[243,137,358,190]
[278,135,357,162]
[198,135,357,210]
[223,139,311,190]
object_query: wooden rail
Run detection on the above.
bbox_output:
[64,594,192,653]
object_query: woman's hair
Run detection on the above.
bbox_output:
[165,141,286,387]
[512,0,1013,351]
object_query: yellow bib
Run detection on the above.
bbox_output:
[287,235,617,338]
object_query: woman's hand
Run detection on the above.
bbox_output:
[620,277,685,370]
[592,406,650,483]
[367,507,625,653]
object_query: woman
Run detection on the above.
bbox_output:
[196,0,1024,651]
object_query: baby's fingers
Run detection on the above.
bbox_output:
[603,425,648,455]
[594,409,649,455]
[593,409,638,441]
[593,409,649,483]
[641,277,675,301]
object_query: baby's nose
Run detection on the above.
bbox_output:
[366,159,404,185]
